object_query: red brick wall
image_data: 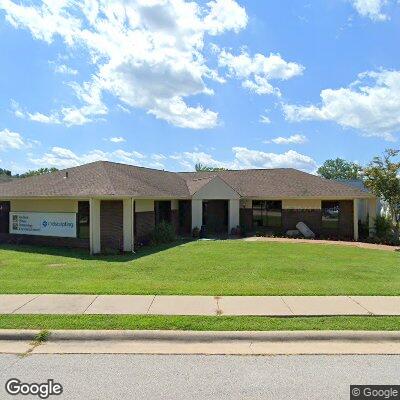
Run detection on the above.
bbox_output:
[239,208,253,232]
[100,200,123,252]
[0,233,89,249]
[135,211,155,244]
[171,209,179,234]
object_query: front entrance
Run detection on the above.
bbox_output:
[202,200,228,234]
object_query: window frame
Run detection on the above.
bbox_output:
[252,200,282,228]
[321,200,340,230]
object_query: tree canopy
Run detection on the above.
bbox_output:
[195,163,227,172]
[317,158,362,180]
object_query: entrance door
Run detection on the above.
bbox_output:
[202,200,228,234]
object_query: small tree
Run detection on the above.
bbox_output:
[18,167,58,178]
[195,163,227,172]
[364,149,400,235]
[317,158,362,180]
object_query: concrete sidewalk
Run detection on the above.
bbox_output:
[1,294,400,316]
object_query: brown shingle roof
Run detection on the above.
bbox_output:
[0,162,372,199]
[179,169,373,198]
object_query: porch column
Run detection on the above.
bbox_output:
[191,199,202,230]
[228,199,240,233]
[368,197,378,237]
[89,198,101,254]
[353,199,359,241]
[123,198,134,252]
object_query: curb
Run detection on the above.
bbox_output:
[1,329,400,343]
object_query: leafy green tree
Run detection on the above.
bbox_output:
[18,167,58,178]
[364,149,400,235]
[317,158,362,180]
[195,163,227,172]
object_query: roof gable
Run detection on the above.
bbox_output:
[191,176,240,199]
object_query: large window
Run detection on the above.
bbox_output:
[322,201,339,229]
[77,201,90,239]
[252,200,282,228]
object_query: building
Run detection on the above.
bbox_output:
[0,161,377,254]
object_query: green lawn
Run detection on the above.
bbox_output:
[0,315,399,331]
[0,240,399,295]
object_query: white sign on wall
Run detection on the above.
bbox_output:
[10,212,77,238]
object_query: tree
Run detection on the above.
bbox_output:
[195,163,227,172]
[0,168,12,177]
[317,158,362,180]
[17,167,58,178]
[364,149,400,234]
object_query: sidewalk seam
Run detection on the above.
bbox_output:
[348,296,374,315]
[11,294,42,314]
[280,297,295,315]
[146,295,156,314]
[83,295,99,314]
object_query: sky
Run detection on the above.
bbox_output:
[0,0,399,174]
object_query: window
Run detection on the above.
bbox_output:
[322,201,339,229]
[155,201,171,225]
[77,201,90,239]
[252,200,282,228]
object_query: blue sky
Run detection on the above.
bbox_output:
[0,0,399,174]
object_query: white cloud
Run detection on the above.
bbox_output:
[283,69,400,141]
[218,49,304,96]
[259,114,271,124]
[53,63,78,75]
[350,0,389,21]
[0,0,251,129]
[30,146,147,169]
[172,147,317,172]
[266,134,308,145]
[0,129,26,151]
[203,0,248,35]
[27,112,60,124]
[109,136,126,143]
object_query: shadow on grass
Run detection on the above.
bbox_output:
[0,239,193,262]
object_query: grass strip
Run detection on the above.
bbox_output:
[0,315,399,331]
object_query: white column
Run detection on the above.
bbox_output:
[123,198,134,252]
[191,199,203,230]
[368,197,378,237]
[228,199,240,233]
[353,199,359,241]
[89,198,101,254]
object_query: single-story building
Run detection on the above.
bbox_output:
[0,161,377,254]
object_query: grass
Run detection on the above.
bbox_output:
[0,315,399,331]
[0,240,399,296]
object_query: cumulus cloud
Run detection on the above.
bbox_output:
[283,69,400,141]
[350,0,389,21]
[266,134,308,145]
[30,146,148,169]
[0,0,250,129]
[217,49,304,95]
[172,147,317,172]
[0,129,26,151]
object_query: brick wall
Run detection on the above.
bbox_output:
[135,211,155,244]
[0,233,89,249]
[100,200,123,252]
[338,200,354,239]
[171,209,179,234]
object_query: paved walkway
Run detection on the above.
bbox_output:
[244,236,400,251]
[1,295,400,316]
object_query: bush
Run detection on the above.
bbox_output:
[369,215,400,246]
[151,221,176,244]
[192,227,200,238]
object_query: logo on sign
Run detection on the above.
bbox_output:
[42,221,48,228]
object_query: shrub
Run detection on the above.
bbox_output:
[151,221,176,244]
[367,215,400,246]
[192,227,200,238]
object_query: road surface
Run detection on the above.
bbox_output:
[1,354,399,399]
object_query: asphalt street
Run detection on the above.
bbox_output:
[0,354,399,399]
